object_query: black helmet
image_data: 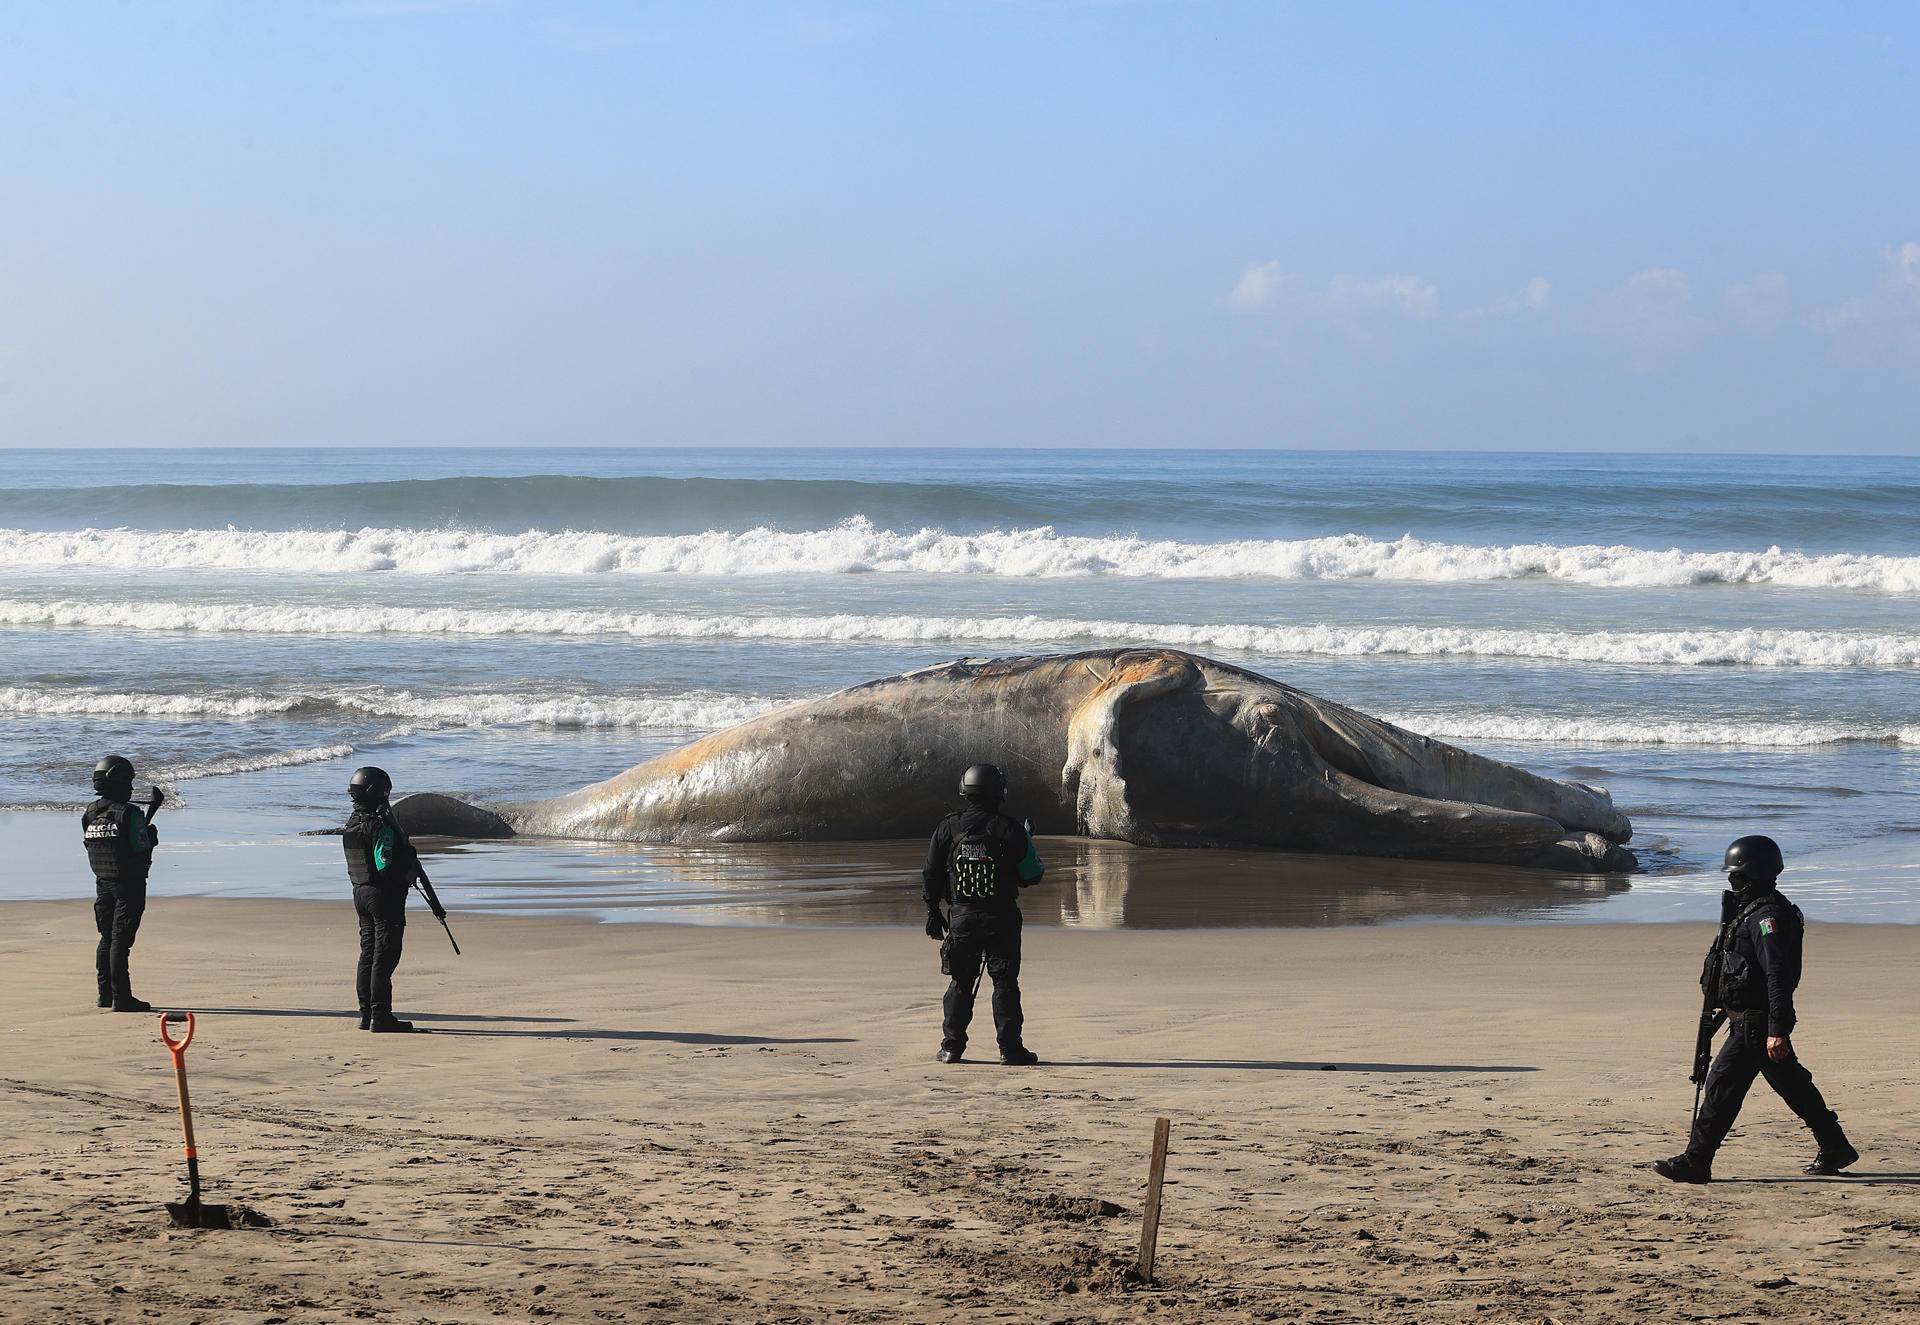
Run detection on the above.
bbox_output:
[93,755,135,798]
[1723,834,1784,880]
[959,763,1007,803]
[348,766,393,808]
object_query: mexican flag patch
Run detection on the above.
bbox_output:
[1759,918,1776,937]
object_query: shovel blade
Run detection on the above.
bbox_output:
[167,1198,235,1229]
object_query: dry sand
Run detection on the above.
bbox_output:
[3,898,1917,1324]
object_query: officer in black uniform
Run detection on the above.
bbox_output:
[923,763,1045,1065]
[342,766,421,1033]
[82,755,158,1012]
[1654,835,1858,1183]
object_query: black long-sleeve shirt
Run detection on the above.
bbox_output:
[1721,888,1804,1038]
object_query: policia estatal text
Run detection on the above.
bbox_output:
[923,763,1045,1065]
[1655,835,1858,1183]
[341,765,448,1033]
[82,755,159,1012]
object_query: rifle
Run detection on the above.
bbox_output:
[1689,1002,1726,1129]
[413,863,461,956]
[1688,892,1741,1128]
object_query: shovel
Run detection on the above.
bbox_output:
[159,1012,234,1229]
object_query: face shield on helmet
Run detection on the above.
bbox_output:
[1722,834,1784,889]
[348,766,394,808]
[93,755,136,799]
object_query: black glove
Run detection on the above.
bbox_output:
[146,825,159,847]
[925,907,947,941]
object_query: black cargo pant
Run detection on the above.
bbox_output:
[94,877,148,1005]
[354,884,407,1019]
[1688,1012,1846,1161]
[940,905,1024,1056]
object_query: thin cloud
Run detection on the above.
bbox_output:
[1891,241,1920,300]
[1725,272,1788,333]
[1607,267,1703,365]
[1228,260,1287,310]
[539,16,666,51]
[1461,277,1551,321]
[324,0,501,15]
[1226,264,1440,321]
[1812,242,1920,365]
[1327,273,1439,320]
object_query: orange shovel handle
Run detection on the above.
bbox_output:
[158,1011,195,1062]
[158,1013,200,1178]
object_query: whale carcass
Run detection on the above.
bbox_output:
[398,649,1636,872]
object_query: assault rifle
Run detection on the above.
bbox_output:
[1689,1000,1726,1129]
[1688,893,1740,1128]
[413,864,461,956]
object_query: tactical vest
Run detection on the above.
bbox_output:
[1703,891,1799,1011]
[946,814,1022,907]
[82,798,149,885]
[343,811,410,892]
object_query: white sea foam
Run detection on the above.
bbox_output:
[2,521,1917,590]
[5,597,1919,667]
[1,683,1912,749]
[0,686,780,731]
[152,744,358,781]
[1385,714,1920,748]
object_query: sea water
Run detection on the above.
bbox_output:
[2,448,1915,926]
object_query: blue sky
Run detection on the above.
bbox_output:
[2,2,1916,451]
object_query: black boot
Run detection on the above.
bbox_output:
[999,1046,1039,1066]
[369,1015,415,1033]
[359,1008,373,1031]
[112,995,153,1013]
[1804,1137,1859,1175]
[1653,1153,1713,1184]
[935,1043,963,1063]
[97,990,114,1009]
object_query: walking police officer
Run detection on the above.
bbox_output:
[923,763,1045,1065]
[342,766,427,1033]
[1655,835,1858,1183]
[82,755,159,1012]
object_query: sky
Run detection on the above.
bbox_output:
[1,1,1917,453]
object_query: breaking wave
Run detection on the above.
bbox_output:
[0,686,783,731]
[2,521,1918,589]
[5,597,1920,666]
[2,683,1913,749]
[152,744,358,781]
[1387,714,1920,748]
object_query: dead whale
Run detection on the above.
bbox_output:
[396,649,1635,872]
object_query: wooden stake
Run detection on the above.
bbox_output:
[1138,1115,1171,1282]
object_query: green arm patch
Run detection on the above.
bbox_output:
[1758,917,1775,937]
[373,825,394,872]
[1017,832,1044,883]
[127,806,152,855]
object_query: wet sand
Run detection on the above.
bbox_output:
[3,898,1918,1324]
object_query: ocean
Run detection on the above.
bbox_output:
[3,447,1915,927]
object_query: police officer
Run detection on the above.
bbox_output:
[923,763,1045,1065]
[342,766,423,1033]
[82,755,158,1012]
[1655,835,1858,1183]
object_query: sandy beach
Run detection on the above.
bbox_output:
[3,899,1917,1324]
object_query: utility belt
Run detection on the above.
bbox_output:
[353,879,409,896]
[949,898,1019,915]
